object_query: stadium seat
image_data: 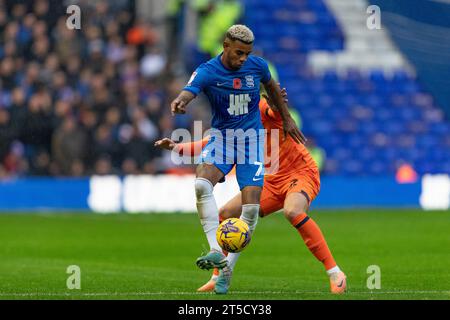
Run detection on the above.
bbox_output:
[243,0,450,175]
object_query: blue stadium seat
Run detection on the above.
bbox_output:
[243,0,449,176]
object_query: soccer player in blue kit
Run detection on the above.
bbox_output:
[170,25,305,294]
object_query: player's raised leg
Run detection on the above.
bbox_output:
[215,133,265,294]
[197,193,243,292]
[240,186,262,234]
[198,188,280,292]
[283,191,347,294]
[215,184,262,294]
[195,163,229,270]
[225,187,261,268]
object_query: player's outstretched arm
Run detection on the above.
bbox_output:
[154,138,177,151]
[154,137,210,156]
[263,78,306,144]
[170,90,196,115]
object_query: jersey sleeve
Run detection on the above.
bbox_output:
[174,136,210,157]
[254,56,272,84]
[259,98,281,120]
[183,65,210,96]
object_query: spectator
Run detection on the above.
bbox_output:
[29,150,51,176]
[0,0,196,178]
[21,90,53,155]
[92,124,121,167]
[52,116,87,175]
[0,109,15,163]
[9,87,27,134]
[140,46,167,79]
[94,155,115,176]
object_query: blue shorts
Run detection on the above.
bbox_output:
[201,128,265,190]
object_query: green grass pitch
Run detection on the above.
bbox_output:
[0,209,449,300]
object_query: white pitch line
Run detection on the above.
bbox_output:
[0,290,449,297]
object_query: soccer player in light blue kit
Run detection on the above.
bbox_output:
[170,25,304,294]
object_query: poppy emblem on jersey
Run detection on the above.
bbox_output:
[245,75,254,88]
[233,78,242,89]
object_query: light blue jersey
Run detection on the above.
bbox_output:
[183,53,271,189]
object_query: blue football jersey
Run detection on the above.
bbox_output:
[183,53,271,132]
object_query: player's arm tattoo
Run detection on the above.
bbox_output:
[171,90,196,115]
[177,90,196,105]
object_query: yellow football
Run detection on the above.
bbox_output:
[216,218,251,253]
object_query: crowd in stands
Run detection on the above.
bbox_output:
[0,0,327,178]
[0,0,201,178]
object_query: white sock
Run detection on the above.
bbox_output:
[223,204,260,271]
[326,266,341,276]
[240,204,260,234]
[195,178,221,252]
[226,252,240,271]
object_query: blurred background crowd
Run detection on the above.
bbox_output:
[0,0,268,178]
[0,0,196,178]
[0,0,449,179]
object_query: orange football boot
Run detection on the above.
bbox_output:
[329,271,347,294]
[197,268,219,292]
